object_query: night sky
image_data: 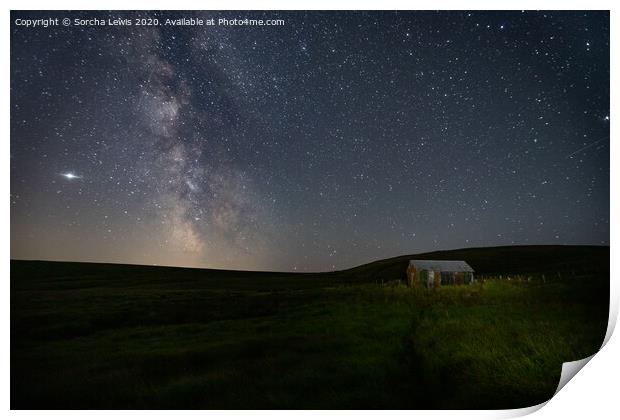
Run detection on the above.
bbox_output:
[10,11,610,271]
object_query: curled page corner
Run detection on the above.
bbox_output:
[503,355,597,418]
[554,354,595,397]
[549,292,618,400]
[500,400,548,418]
[505,305,616,418]
[549,304,615,400]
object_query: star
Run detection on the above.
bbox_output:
[62,172,82,180]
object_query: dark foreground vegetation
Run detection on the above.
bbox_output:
[11,245,609,409]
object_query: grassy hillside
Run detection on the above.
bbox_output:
[11,245,609,409]
[338,245,609,283]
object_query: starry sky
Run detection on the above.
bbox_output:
[10,11,609,271]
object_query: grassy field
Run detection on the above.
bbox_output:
[11,245,609,409]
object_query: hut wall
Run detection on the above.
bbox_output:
[407,266,474,288]
[406,266,417,287]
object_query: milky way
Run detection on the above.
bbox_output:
[10,11,609,271]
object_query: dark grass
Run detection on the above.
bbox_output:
[11,245,609,409]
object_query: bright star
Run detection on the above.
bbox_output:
[62,172,82,180]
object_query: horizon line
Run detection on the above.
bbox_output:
[9,243,609,274]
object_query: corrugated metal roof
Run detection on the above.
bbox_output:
[408,260,474,272]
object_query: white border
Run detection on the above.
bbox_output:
[4,1,617,418]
